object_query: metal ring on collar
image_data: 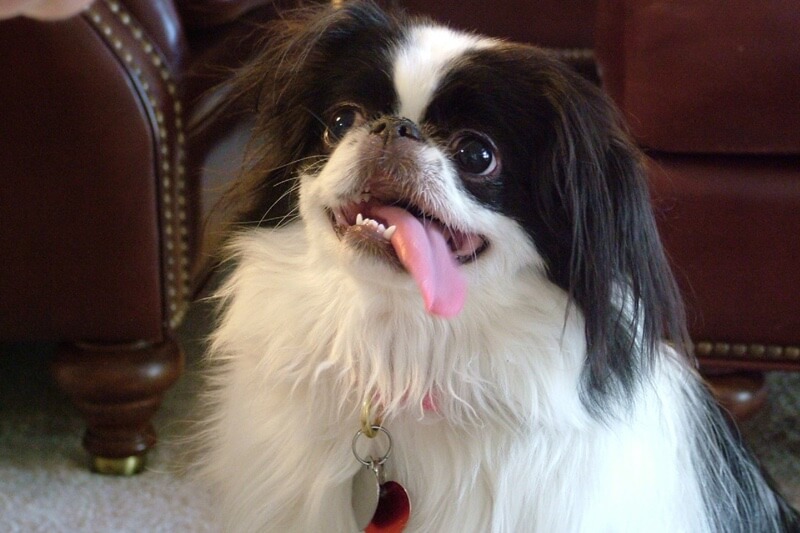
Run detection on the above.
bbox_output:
[352,425,393,466]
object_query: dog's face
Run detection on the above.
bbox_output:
[233,2,686,403]
[299,26,546,317]
[240,5,608,315]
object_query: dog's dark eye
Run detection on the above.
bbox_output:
[452,134,499,176]
[324,105,364,146]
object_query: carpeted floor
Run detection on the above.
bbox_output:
[1,299,798,532]
[0,302,218,533]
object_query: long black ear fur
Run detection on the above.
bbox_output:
[528,61,691,410]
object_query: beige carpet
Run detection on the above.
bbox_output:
[0,303,217,532]
[1,300,798,532]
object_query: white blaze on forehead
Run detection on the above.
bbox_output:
[393,25,493,123]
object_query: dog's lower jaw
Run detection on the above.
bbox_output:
[335,221,405,271]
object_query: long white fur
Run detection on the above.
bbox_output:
[199,25,785,533]
[203,224,717,532]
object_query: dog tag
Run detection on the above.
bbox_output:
[351,422,409,531]
[365,480,411,533]
[352,460,381,531]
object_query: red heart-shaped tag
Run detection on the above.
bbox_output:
[365,481,410,532]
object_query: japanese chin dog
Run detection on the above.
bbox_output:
[198,2,800,532]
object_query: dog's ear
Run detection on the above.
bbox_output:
[529,63,690,409]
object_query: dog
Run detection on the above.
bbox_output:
[198,2,800,531]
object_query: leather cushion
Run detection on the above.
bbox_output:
[597,0,800,155]
[649,154,800,345]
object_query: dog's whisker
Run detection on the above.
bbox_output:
[242,208,299,228]
[256,184,301,228]
[270,207,301,230]
[267,154,328,176]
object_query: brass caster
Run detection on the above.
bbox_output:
[92,455,146,476]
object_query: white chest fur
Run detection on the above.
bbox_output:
[201,226,709,533]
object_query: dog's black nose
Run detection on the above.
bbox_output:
[370,116,423,143]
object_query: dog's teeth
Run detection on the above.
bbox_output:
[354,213,394,239]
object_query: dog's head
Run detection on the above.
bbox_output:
[228,1,688,405]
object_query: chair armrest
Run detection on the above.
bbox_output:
[0,1,192,340]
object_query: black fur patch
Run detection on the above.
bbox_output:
[427,45,689,409]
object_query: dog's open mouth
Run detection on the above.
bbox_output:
[326,194,488,317]
[329,199,488,265]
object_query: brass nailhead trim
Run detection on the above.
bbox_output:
[86,2,190,330]
[550,48,595,62]
[695,341,800,360]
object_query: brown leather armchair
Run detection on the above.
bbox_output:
[0,0,280,474]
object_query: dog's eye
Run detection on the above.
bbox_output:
[451,134,499,176]
[324,105,364,146]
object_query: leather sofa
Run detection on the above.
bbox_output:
[0,0,283,474]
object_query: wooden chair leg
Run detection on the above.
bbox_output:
[50,338,184,475]
[704,370,768,422]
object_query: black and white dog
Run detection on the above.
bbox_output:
[200,2,800,531]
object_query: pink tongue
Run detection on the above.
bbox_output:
[371,205,466,317]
